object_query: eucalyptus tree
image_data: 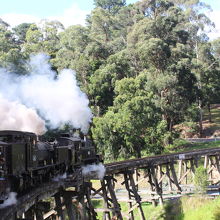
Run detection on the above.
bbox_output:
[127,0,197,132]
[92,73,168,160]
[23,20,64,67]
[84,2,137,114]
[170,0,215,135]
[88,49,134,115]
[0,19,25,73]
[54,24,93,88]
[39,20,64,59]
[212,38,220,58]
[193,40,220,123]
[12,23,33,44]
[94,0,126,14]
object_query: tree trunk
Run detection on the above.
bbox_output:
[198,99,203,137]
[208,103,212,123]
[136,145,141,158]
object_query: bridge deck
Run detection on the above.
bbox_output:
[105,147,220,174]
[1,147,220,219]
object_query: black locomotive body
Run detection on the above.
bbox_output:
[0,130,101,202]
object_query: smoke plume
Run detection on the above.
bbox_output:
[82,163,106,180]
[0,95,46,135]
[52,173,67,182]
[0,192,17,209]
[0,54,92,134]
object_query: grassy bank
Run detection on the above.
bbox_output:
[92,196,220,220]
[92,200,164,220]
[176,196,220,220]
[165,139,220,154]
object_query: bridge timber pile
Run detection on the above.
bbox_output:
[1,147,220,220]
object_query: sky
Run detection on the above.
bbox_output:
[0,0,219,39]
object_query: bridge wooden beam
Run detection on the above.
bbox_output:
[105,176,123,220]
[169,163,182,193]
[84,182,97,220]
[124,170,146,220]
[63,191,78,220]
[100,179,112,220]
[54,192,65,220]
[123,171,135,220]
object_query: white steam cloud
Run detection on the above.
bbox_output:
[0,54,92,134]
[0,95,46,135]
[52,173,67,182]
[82,163,106,180]
[0,192,17,209]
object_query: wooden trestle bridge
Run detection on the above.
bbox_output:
[1,147,220,220]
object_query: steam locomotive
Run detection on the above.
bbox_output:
[0,130,101,202]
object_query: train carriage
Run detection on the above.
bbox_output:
[0,130,101,203]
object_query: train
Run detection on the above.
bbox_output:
[0,130,101,203]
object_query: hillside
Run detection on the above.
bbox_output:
[203,104,220,138]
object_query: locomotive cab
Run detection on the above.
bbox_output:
[0,130,37,193]
[56,134,82,168]
[80,138,100,165]
[56,132,100,169]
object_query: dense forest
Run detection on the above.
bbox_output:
[0,0,220,161]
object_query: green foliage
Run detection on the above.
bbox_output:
[0,0,219,161]
[184,104,200,122]
[93,200,165,220]
[194,166,208,194]
[179,196,220,220]
[92,74,169,160]
[12,23,33,44]
[126,1,198,133]
[92,196,220,220]
[212,205,220,220]
[163,199,183,220]
[94,0,126,14]
[164,138,189,153]
[178,121,199,138]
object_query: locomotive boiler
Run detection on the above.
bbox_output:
[0,130,101,203]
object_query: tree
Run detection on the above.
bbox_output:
[94,0,126,14]
[0,19,25,73]
[23,20,64,62]
[87,50,133,115]
[127,1,197,132]
[212,38,220,58]
[12,23,33,44]
[172,0,215,135]
[23,23,44,56]
[88,64,116,115]
[194,166,208,194]
[92,74,168,160]
[192,41,220,123]
[54,25,92,87]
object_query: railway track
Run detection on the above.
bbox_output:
[0,169,83,220]
[105,147,220,174]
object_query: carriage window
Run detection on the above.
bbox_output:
[14,136,23,142]
[0,135,12,142]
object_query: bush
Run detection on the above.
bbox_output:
[184,104,200,122]
[213,205,220,220]
[178,121,199,138]
[194,166,208,194]
[164,139,190,153]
